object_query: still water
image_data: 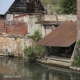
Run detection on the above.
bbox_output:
[0,56,80,80]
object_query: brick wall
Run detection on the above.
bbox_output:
[6,21,28,34]
[0,17,4,34]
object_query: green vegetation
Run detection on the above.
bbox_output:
[29,30,42,43]
[72,55,80,67]
[24,46,45,60]
[41,0,59,14]
[28,30,42,47]
[71,39,80,67]
[24,30,45,62]
[78,39,80,46]
[56,0,77,14]
[41,0,77,14]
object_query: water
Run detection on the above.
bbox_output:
[0,56,80,80]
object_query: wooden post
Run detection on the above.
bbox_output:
[45,46,50,56]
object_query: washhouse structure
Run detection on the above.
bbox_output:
[38,21,77,67]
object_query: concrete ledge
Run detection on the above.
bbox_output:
[38,57,71,67]
[70,66,80,71]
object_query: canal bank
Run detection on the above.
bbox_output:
[37,55,80,71]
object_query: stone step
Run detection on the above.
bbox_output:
[45,56,70,63]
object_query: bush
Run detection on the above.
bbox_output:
[35,46,46,59]
[72,56,80,67]
[78,39,80,46]
[24,46,46,62]
[24,46,34,57]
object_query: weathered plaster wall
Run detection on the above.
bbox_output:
[43,14,77,22]
[6,14,42,35]
[0,36,32,56]
[6,14,77,37]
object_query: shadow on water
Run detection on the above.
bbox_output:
[0,56,80,80]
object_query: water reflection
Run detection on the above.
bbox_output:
[0,57,79,80]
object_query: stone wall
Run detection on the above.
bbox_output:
[43,14,77,22]
[6,14,77,37]
[0,35,32,56]
[6,14,42,35]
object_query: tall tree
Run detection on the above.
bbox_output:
[57,0,77,14]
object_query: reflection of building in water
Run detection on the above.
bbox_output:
[0,57,79,80]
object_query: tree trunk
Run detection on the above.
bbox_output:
[72,0,80,61]
[77,0,80,39]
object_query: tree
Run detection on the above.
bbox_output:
[57,0,77,14]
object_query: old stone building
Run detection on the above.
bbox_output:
[0,0,46,55]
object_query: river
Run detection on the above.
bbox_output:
[0,56,79,80]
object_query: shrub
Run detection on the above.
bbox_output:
[24,46,46,61]
[24,46,34,57]
[78,39,80,46]
[72,55,80,67]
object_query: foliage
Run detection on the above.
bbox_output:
[41,0,59,14]
[24,30,45,62]
[28,30,42,48]
[24,46,34,57]
[34,46,46,59]
[24,46,45,61]
[72,57,80,67]
[72,53,80,67]
[28,30,42,43]
[57,0,77,14]
[77,39,80,46]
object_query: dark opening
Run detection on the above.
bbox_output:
[49,42,76,58]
